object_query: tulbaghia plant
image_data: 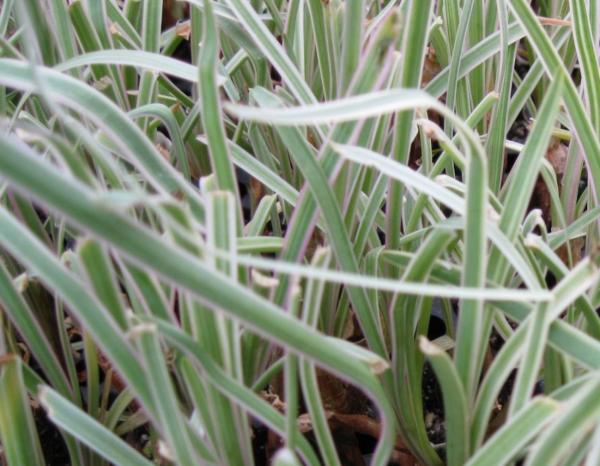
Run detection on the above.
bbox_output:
[0,1,599,465]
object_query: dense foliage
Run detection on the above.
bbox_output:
[0,1,600,465]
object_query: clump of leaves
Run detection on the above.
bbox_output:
[0,1,600,466]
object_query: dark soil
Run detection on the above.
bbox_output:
[35,408,70,466]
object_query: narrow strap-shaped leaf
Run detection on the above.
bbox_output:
[0,356,45,466]
[306,0,336,99]
[570,0,600,134]
[387,0,433,250]
[339,0,364,93]
[39,386,155,466]
[485,1,517,193]
[465,397,559,466]
[526,378,600,466]
[131,325,201,466]
[198,0,243,225]
[205,190,254,465]
[78,239,128,330]
[141,0,162,53]
[56,50,227,85]
[420,338,469,466]
[444,0,475,124]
